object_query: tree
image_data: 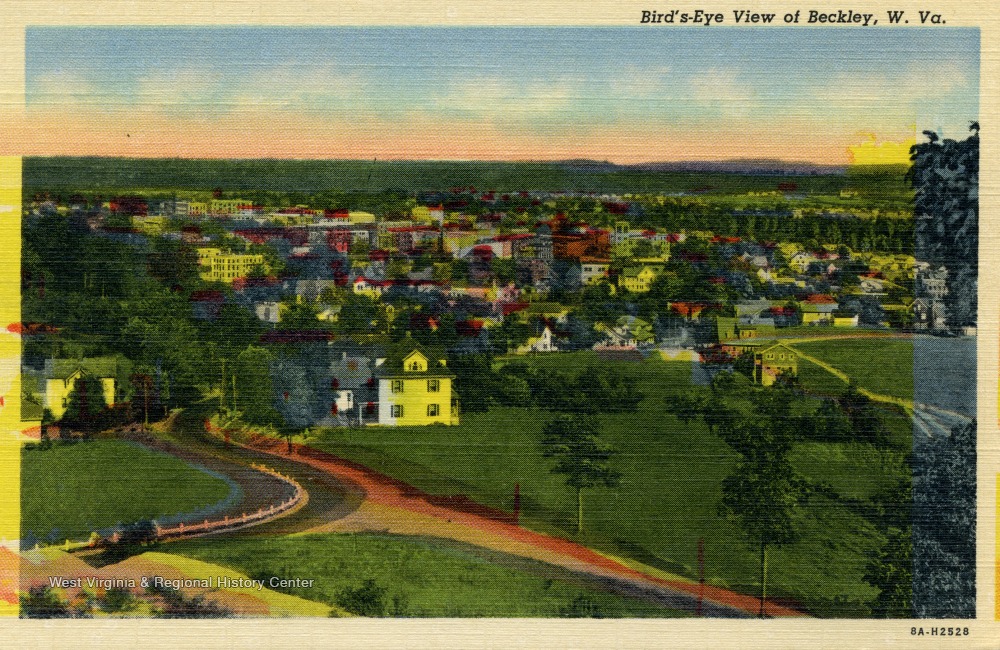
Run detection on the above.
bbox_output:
[865,478,913,617]
[233,346,281,428]
[336,579,388,617]
[61,374,110,438]
[912,420,976,617]
[540,415,620,534]
[909,124,978,328]
[717,386,804,618]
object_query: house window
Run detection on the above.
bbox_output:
[391,404,404,418]
[427,404,440,417]
[62,398,67,407]
[391,380,404,393]
[409,361,421,371]
[427,379,440,393]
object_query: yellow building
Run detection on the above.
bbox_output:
[753,343,798,387]
[44,363,116,420]
[618,265,662,293]
[349,211,377,225]
[198,249,265,283]
[411,205,433,223]
[188,202,208,217]
[135,215,167,235]
[376,345,458,426]
[210,199,246,215]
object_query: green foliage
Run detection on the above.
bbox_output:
[909,124,979,327]
[541,414,620,533]
[715,384,806,616]
[337,579,388,617]
[912,420,976,618]
[59,375,110,437]
[233,345,281,427]
[837,385,891,447]
[20,586,73,618]
[864,478,913,618]
[541,415,620,492]
[498,362,643,413]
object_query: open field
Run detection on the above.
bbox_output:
[790,339,914,402]
[311,352,897,616]
[21,440,233,542]
[165,533,689,617]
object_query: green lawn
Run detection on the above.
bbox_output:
[790,339,914,402]
[166,533,689,617]
[21,440,233,542]
[790,442,908,502]
[796,356,851,397]
[312,352,888,616]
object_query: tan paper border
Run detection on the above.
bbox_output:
[0,1,996,647]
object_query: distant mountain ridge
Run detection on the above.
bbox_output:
[556,159,847,176]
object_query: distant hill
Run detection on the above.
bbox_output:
[627,159,847,175]
[22,156,886,196]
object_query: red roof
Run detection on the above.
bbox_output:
[455,319,485,337]
[669,302,706,317]
[492,233,533,242]
[500,302,529,316]
[7,322,60,335]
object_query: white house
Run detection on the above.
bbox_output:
[516,325,558,354]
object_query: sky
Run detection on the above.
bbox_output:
[22,27,980,164]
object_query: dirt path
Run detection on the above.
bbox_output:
[236,433,806,618]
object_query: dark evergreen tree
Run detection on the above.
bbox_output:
[912,420,976,618]
[909,123,979,328]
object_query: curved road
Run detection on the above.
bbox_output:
[149,405,804,618]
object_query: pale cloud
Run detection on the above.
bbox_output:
[28,72,102,106]
[427,78,581,118]
[807,61,971,111]
[686,68,758,117]
[690,68,756,103]
[609,65,671,98]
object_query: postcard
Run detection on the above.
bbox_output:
[0,1,996,647]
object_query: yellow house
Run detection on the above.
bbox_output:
[618,265,661,293]
[188,202,208,216]
[753,343,798,387]
[376,345,458,426]
[44,365,116,420]
[198,249,265,283]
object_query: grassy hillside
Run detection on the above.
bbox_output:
[167,532,689,617]
[310,352,900,616]
[21,439,233,542]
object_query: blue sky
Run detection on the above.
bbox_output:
[23,27,980,161]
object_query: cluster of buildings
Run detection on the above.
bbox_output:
[24,188,954,423]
